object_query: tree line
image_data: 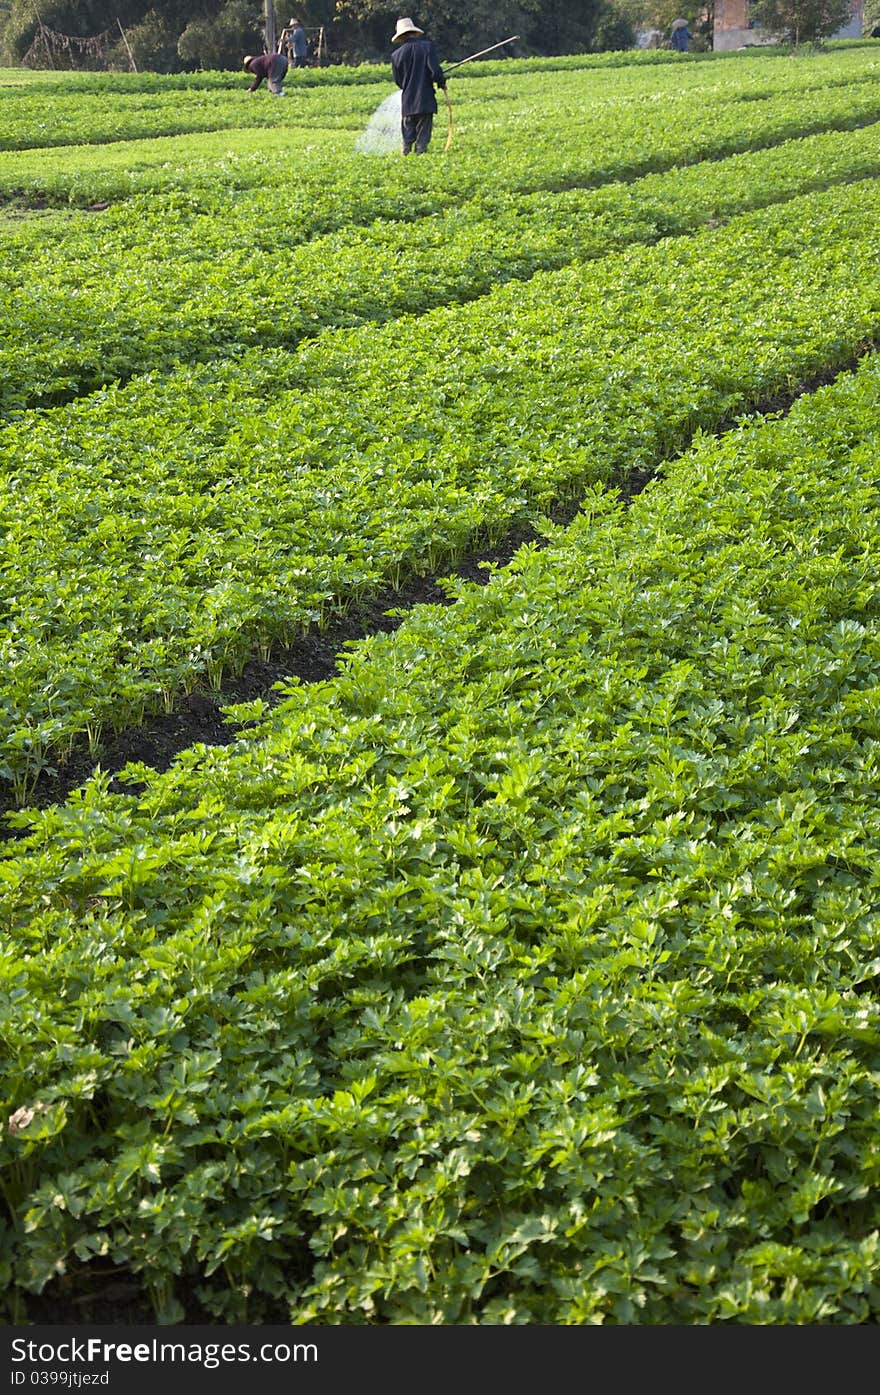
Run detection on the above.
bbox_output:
[0,0,866,76]
[0,0,637,71]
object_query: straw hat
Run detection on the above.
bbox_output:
[242,55,255,67]
[391,17,424,42]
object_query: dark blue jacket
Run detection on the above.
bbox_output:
[391,37,445,116]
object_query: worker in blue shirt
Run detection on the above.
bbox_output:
[280,19,309,66]
[670,18,691,49]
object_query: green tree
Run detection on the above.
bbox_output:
[330,0,609,61]
[120,7,183,70]
[592,2,637,48]
[748,0,852,42]
[177,0,263,68]
[0,0,265,69]
[329,0,528,62]
[1,0,636,68]
[861,0,879,30]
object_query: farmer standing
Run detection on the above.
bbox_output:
[670,17,691,49]
[280,18,309,66]
[390,17,446,155]
[242,51,289,95]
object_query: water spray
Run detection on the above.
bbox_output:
[356,35,519,155]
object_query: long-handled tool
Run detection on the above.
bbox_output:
[442,35,519,150]
[444,35,519,74]
[440,35,516,152]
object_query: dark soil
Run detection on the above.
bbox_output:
[22,1259,291,1326]
[22,1266,170,1326]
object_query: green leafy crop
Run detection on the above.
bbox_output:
[3,43,880,1325]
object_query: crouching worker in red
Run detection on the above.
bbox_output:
[390,17,446,154]
[242,52,288,95]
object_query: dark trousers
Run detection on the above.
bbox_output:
[401,112,434,154]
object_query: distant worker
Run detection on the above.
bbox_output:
[279,17,309,66]
[670,17,691,49]
[390,16,446,155]
[242,51,288,95]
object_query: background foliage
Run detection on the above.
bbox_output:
[0,0,635,70]
[749,0,853,43]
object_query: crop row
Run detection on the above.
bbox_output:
[0,72,383,153]
[2,42,876,151]
[0,64,580,154]
[2,176,880,797]
[3,348,880,1322]
[0,42,814,104]
[0,125,340,209]
[0,47,710,110]
[6,99,880,416]
[5,118,880,414]
[2,44,880,198]
[9,63,880,221]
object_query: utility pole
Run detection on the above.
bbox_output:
[263,0,276,53]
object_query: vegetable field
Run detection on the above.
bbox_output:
[4,43,880,1325]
